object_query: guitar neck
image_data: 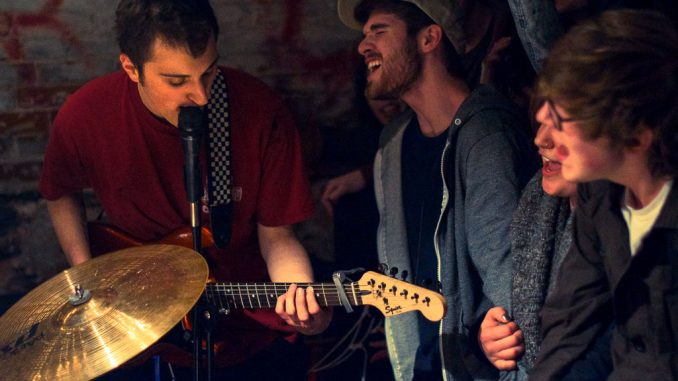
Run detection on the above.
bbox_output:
[204,282,364,310]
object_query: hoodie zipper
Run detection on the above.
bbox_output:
[434,138,450,381]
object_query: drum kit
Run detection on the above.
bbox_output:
[0,244,209,381]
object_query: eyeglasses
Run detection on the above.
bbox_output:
[545,99,577,131]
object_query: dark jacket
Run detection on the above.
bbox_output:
[530,180,678,380]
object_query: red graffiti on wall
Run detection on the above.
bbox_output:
[249,0,363,171]
[0,0,89,65]
[256,0,359,110]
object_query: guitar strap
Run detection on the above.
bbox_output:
[205,69,233,248]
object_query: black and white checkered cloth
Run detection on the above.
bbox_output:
[206,70,232,207]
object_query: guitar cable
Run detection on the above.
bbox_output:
[167,362,176,381]
[307,307,382,381]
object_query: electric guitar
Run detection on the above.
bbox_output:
[203,273,446,322]
[86,222,447,366]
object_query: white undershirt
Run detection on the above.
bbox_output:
[621,180,672,256]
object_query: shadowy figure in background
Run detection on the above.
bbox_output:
[312,68,404,381]
[321,97,405,220]
[507,0,677,71]
[459,0,535,107]
[320,76,405,272]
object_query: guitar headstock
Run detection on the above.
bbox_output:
[355,271,447,322]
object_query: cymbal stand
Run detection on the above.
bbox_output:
[183,127,204,379]
[179,106,214,381]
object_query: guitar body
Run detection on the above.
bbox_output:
[88,221,214,256]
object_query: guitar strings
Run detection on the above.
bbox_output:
[203,282,371,309]
[201,281,432,314]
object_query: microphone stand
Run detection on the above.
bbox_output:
[179,107,214,381]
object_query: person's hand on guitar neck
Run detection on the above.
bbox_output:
[276,283,333,335]
[259,224,333,335]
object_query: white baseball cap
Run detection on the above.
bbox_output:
[337,0,466,54]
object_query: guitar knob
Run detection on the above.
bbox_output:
[389,267,399,276]
[401,270,409,280]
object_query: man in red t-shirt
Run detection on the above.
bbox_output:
[39,0,331,379]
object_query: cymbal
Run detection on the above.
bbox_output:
[0,244,208,381]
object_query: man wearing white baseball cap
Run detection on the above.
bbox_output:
[336,1,536,380]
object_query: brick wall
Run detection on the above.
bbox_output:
[0,0,363,294]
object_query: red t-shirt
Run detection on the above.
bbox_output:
[40,67,314,366]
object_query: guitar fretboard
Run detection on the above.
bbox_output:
[204,282,368,311]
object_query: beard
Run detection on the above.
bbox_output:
[365,38,421,100]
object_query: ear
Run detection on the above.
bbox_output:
[417,24,444,54]
[627,125,654,153]
[119,53,140,83]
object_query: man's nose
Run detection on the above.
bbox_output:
[358,37,372,56]
[188,81,209,106]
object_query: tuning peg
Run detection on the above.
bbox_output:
[378,263,389,274]
[389,267,399,277]
[400,270,409,280]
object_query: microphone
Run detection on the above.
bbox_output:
[178,106,206,203]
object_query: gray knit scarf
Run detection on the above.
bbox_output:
[511,172,573,371]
